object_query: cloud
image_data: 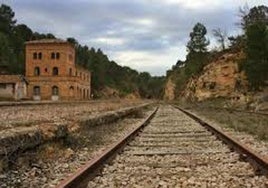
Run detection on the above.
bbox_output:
[2,0,267,75]
[112,46,183,76]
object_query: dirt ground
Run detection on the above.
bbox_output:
[0,99,147,132]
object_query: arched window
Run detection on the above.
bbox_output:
[38,52,42,59]
[83,89,86,99]
[33,86,40,95]
[34,67,40,76]
[52,67,59,76]
[51,52,55,59]
[69,68,72,76]
[52,86,59,96]
[56,52,60,59]
[33,52,37,59]
[69,86,74,97]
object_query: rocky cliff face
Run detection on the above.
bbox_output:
[163,78,176,100]
[181,52,248,101]
[164,51,268,111]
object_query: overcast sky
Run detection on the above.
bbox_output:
[1,0,267,76]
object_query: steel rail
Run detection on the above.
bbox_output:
[56,107,158,188]
[174,105,268,175]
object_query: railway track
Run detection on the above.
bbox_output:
[57,105,268,188]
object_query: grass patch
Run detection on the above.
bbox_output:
[176,100,268,141]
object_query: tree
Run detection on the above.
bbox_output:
[67,37,78,47]
[243,5,268,29]
[237,4,249,29]
[212,28,227,50]
[13,24,33,41]
[228,35,245,51]
[242,5,268,90]
[187,22,210,53]
[0,4,16,34]
[185,23,209,76]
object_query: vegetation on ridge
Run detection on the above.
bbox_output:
[167,5,268,99]
[0,4,165,99]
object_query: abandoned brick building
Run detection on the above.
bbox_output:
[25,39,91,101]
[0,75,28,100]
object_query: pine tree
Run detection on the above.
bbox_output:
[243,6,268,90]
[185,23,209,76]
[187,23,210,53]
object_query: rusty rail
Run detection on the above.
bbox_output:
[56,107,158,188]
[56,104,268,188]
[174,105,268,175]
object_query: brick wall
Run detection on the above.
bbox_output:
[25,40,91,101]
[0,84,14,99]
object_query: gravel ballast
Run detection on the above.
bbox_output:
[88,105,268,187]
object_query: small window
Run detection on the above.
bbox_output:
[52,86,59,95]
[51,52,55,59]
[33,52,37,59]
[52,67,59,76]
[34,67,40,76]
[69,68,72,76]
[56,52,60,59]
[0,83,6,89]
[38,52,42,59]
[44,68,48,73]
[33,86,40,95]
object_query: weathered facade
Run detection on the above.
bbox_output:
[0,75,28,100]
[25,39,91,101]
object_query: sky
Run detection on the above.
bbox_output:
[1,0,267,76]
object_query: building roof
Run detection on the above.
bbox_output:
[25,38,69,45]
[0,75,28,84]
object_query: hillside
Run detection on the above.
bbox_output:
[180,51,247,101]
[164,5,268,111]
[0,4,165,99]
[165,49,268,110]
